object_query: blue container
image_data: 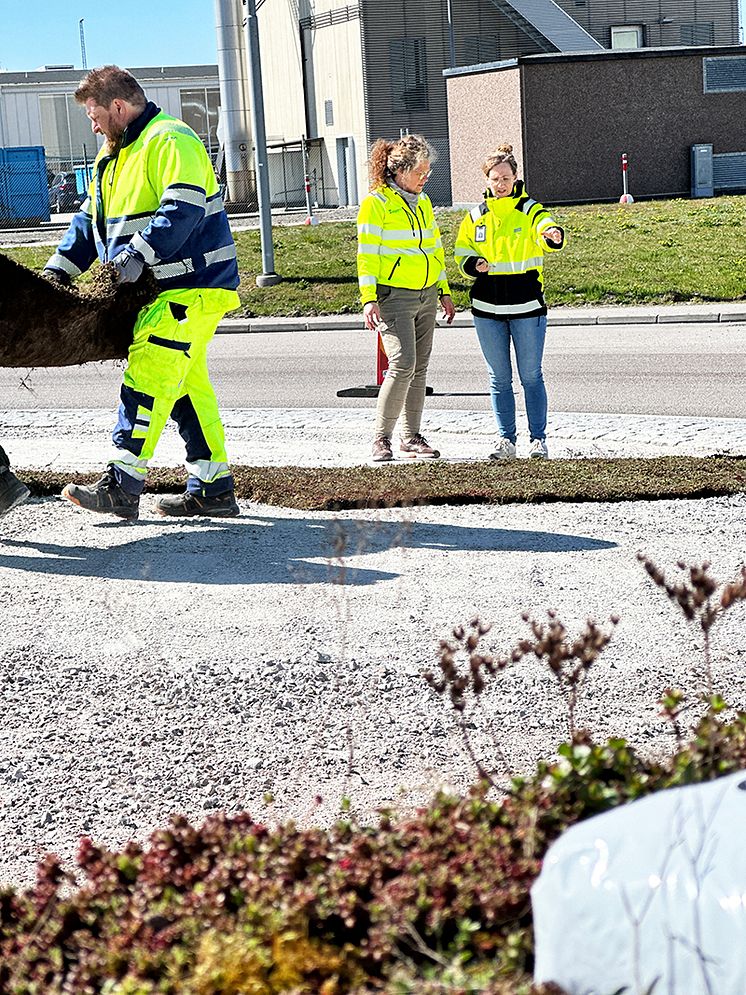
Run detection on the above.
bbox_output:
[0,146,50,225]
[74,165,92,196]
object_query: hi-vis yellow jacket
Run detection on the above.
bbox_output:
[46,102,239,294]
[454,181,563,320]
[356,185,451,305]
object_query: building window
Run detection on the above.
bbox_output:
[681,22,715,46]
[38,94,98,162]
[610,25,644,49]
[180,88,220,153]
[704,56,746,92]
[390,37,428,113]
[325,100,334,127]
[462,34,499,66]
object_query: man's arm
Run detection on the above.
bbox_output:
[44,198,98,283]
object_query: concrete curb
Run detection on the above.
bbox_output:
[218,306,746,335]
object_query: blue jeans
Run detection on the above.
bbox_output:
[473,315,548,444]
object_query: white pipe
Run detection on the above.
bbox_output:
[214,0,253,204]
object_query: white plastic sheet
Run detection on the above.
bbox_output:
[532,770,746,994]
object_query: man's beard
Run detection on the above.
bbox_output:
[102,124,125,157]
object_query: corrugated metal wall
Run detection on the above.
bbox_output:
[554,0,739,49]
[358,0,739,204]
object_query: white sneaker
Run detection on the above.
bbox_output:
[529,438,549,459]
[489,438,517,461]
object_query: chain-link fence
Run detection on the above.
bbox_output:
[216,136,339,215]
[0,135,342,229]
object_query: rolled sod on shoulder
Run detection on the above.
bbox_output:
[0,251,158,368]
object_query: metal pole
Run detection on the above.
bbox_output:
[79,19,88,70]
[301,134,318,225]
[446,0,456,68]
[244,0,281,286]
[82,144,90,187]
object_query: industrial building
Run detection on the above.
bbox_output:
[256,0,741,205]
[0,0,741,223]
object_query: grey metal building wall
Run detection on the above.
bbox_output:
[358,0,553,203]
[359,0,452,205]
[553,0,739,48]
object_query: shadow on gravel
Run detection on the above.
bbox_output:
[0,514,616,585]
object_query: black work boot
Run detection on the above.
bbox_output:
[0,463,30,518]
[155,490,239,518]
[62,467,140,521]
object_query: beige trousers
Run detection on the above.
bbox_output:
[375,284,438,440]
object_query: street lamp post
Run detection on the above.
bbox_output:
[244,0,281,287]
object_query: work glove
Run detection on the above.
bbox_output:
[42,267,71,287]
[109,249,145,285]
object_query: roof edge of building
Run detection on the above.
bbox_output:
[0,64,219,86]
[443,43,746,78]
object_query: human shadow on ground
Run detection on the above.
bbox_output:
[0,510,616,585]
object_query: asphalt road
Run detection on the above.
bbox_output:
[0,321,743,417]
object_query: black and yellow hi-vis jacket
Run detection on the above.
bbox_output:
[454,181,564,320]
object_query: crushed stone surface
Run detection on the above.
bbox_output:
[1,408,745,888]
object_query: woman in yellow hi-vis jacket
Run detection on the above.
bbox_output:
[357,134,455,462]
[455,145,564,460]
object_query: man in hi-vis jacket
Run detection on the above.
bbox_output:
[44,65,240,521]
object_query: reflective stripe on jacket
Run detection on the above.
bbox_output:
[356,185,450,305]
[46,102,239,293]
[454,181,563,320]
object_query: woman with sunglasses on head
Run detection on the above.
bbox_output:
[357,134,455,462]
[455,144,564,460]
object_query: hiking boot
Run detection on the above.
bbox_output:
[529,438,549,460]
[0,466,30,517]
[489,439,517,461]
[155,490,240,518]
[371,436,393,462]
[62,468,140,520]
[399,433,440,458]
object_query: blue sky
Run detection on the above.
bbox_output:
[0,1,218,72]
[1,0,744,72]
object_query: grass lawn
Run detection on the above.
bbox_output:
[4,194,746,317]
[22,455,746,511]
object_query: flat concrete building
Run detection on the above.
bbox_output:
[445,44,746,205]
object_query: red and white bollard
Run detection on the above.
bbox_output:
[303,174,319,226]
[619,152,635,204]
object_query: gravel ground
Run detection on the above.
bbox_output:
[1,409,745,889]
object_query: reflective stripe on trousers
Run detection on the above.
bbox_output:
[111,290,233,497]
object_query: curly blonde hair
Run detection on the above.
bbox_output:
[482,144,518,178]
[368,134,434,189]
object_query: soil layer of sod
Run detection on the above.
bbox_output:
[19,455,746,511]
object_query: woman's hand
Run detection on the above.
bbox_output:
[440,294,456,324]
[543,227,563,245]
[364,301,382,331]
[475,258,489,273]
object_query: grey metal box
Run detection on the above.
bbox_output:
[691,144,714,198]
